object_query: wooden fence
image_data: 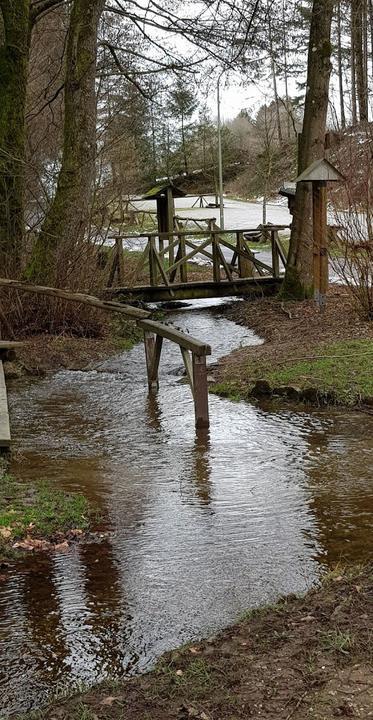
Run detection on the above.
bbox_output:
[107,224,290,290]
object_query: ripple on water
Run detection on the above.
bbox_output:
[2,305,373,715]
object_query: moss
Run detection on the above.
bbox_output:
[280,265,313,300]
[209,381,242,402]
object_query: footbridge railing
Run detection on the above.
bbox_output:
[107,223,290,292]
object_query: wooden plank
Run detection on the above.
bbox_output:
[192,354,209,429]
[167,237,212,275]
[271,230,280,279]
[112,277,282,302]
[109,225,291,241]
[138,319,212,356]
[275,236,288,267]
[217,243,233,281]
[212,235,221,282]
[0,361,10,447]
[149,237,157,287]
[144,332,163,391]
[184,238,214,261]
[181,347,194,393]
[0,342,23,350]
[153,246,173,289]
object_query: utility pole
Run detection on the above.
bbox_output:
[217,75,224,229]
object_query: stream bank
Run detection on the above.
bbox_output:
[5,318,145,378]
[15,564,373,720]
[212,286,373,408]
[2,299,373,717]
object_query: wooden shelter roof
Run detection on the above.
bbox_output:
[142,181,186,200]
[295,158,345,183]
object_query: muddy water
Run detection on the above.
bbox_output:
[1,302,373,716]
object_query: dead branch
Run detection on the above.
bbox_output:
[0,280,150,320]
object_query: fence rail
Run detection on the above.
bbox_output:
[107,224,290,290]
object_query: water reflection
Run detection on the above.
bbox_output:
[1,305,373,715]
[300,411,373,566]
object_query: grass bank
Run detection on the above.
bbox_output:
[0,472,92,562]
[213,287,373,409]
[212,338,373,407]
[14,564,373,720]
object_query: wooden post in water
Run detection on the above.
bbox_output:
[192,354,209,429]
[144,331,163,391]
[139,319,211,430]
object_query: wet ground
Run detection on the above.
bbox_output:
[1,300,373,716]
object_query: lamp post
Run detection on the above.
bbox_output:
[217,75,224,230]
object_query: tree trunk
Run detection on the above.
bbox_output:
[181,111,188,174]
[0,1,31,276]
[268,5,283,144]
[282,0,334,299]
[353,0,369,122]
[28,0,105,285]
[337,0,346,129]
[351,4,358,124]
[282,0,291,140]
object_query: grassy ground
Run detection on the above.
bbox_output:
[212,287,373,409]
[14,565,373,720]
[212,338,373,406]
[0,472,91,561]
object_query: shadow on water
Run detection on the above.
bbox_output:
[1,302,373,715]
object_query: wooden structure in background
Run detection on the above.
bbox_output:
[108,224,290,302]
[142,181,185,243]
[295,158,345,309]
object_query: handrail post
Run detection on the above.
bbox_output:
[116,237,124,284]
[149,236,157,286]
[192,353,209,428]
[212,232,221,282]
[271,230,280,279]
[237,232,254,278]
[168,229,175,267]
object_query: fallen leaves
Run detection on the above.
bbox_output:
[100,695,123,706]
[12,536,72,552]
[0,527,12,540]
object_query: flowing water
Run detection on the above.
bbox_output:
[1,301,373,716]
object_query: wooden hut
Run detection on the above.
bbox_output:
[142,182,186,236]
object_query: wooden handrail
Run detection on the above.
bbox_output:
[138,319,212,356]
[108,225,291,241]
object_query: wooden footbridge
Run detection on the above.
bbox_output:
[106,224,290,303]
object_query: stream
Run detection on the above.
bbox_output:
[1,300,373,716]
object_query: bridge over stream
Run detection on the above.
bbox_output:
[106,224,290,303]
